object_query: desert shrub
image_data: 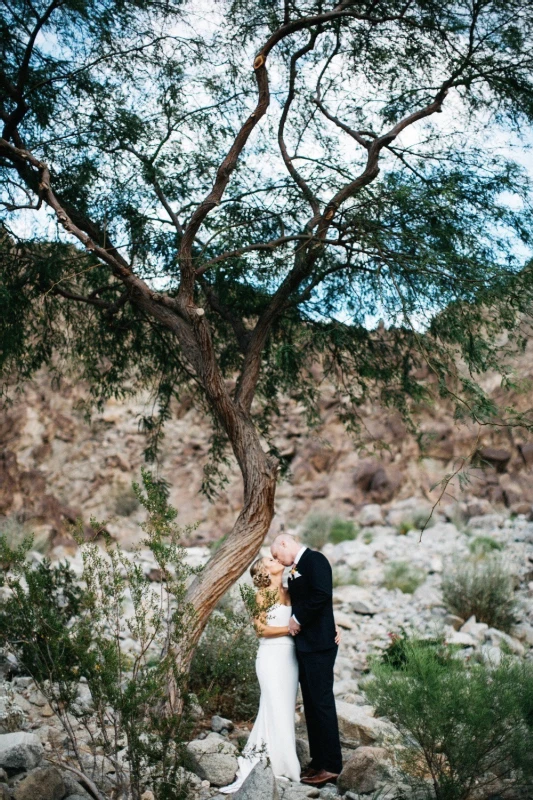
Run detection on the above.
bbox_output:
[366,638,533,800]
[332,565,360,587]
[0,469,198,800]
[442,556,517,632]
[379,629,450,671]
[383,561,426,594]
[396,508,436,536]
[0,514,49,552]
[468,535,503,557]
[189,603,260,721]
[329,518,358,544]
[301,513,331,549]
[301,513,358,549]
[113,485,140,517]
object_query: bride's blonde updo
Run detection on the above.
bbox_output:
[250,558,271,589]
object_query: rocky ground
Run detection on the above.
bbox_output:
[1,504,532,800]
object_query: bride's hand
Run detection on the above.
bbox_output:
[335,624,342,645]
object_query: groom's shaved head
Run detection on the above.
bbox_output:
[271,533,301,566]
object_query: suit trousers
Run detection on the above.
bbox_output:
[296,646,343,774]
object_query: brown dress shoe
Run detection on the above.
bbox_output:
[301,769,339,786]
[300,767,319,780]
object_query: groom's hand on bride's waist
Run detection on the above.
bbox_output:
[288,617,301,636]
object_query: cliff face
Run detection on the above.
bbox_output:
[2,341,533,548]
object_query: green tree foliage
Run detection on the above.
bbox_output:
[0,470,198,800]
[367,639,533,800]
[1,1,533,442]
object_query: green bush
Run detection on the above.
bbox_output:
[332,565,360,587]
[189,604,260,721]
[468,535,503,557]
[442,555,517,632]
[301,513,358,549]
[0,469,197,800]
[366,638,533,800]
[329,518,358,544]
[396,508,436,535]
[112,485,140,517]
[383,561,426,594]
[0,514,49,552]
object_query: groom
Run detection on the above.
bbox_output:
[271,534,342,787]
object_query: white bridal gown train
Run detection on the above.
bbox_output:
[219,603,301,793]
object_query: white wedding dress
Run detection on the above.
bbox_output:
[219,603,301,793]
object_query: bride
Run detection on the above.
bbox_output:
[220,554,340,793]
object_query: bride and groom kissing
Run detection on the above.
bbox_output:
[220,533,343,793]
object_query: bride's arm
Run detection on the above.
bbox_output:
[252,590,290,638]
[253,620,290,638]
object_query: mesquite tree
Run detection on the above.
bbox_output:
[2,0,533,668]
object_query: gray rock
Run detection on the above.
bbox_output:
[0,690,26,734]
[0,785,10,800]
[13,766,65,800]
[65,796,90,800]
[211,715,234,734]
[295,737,310,768]
[337,746,391,794]
[0,652,18,680]
[358,505,384,527]
[62,773,92,800]
[186,735,238,786]
[0,732,43,772]
[335,701,396,747]
[234,762,279,799]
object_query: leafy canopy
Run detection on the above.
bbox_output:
[2,0,533,474]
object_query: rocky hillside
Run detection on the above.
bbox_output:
[2,339,533,548]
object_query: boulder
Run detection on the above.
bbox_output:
[62,773,92,800]
[234,762,279,800]
[13,766,65,800]
[460,616,488,642]
[186,734,238,786]
[211,715,234,734]
[0,732,43,772]
[335,701,396,747]
[333,586,377,615]
[358,505,384,527]
[486,628,525,656]
[337,746,392,795]
[477,447,511,473]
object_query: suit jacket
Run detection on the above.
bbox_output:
[287,548,336,653]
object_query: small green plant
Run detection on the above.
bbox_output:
[396,508,435,535]
[329,518,359,544]
[397,520,413,536]
[366,638,533,800]
[300,513,332,549]
[468,535,503,557]
[442,555,517,632]
[0,469,198,800]
[332,565,360,587]
[300,514,358,549]
[362,530,374,544]
[383,561,426,594]
[112,485,140,517]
